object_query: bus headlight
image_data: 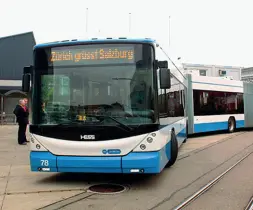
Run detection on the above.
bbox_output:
[147,137,153,143]
[133,131,160,152]
[30,137,35,143]
[140,144,146,150]
[30,134,48,151]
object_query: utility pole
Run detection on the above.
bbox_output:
[129,12,131,33]
[169,16,171,47]
[86,8,89,35]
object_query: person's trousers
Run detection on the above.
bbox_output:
[18,123,27,144]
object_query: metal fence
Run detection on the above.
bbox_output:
[0,90,29,125]
[0,114,17,125]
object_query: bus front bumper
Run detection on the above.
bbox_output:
[30,150,169,174]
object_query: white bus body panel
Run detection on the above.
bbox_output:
[191,75,243,93]
[192,76,244,125]
[30,117,186,156]
[31,133,148,156]
[194,114,244,124]
[186,74,245,134]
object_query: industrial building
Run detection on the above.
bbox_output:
[241,67,253,82]
[182,63,242,81]
[0,32,36,124]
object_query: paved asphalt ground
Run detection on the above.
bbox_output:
[0,126,252,210]
[183,151,253,210]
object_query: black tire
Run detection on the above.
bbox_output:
[166,130,178,167]
[183,121,188,143]
[228,117,236,133]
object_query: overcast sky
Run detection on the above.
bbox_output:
[1,0,253,67]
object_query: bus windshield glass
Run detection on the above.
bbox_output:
[34,43,155,126]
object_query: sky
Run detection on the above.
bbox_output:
[1,0,253,67]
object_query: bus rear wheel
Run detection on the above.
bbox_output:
[183,121,188,143]
[166,130,178,167]
[228,117,236,133]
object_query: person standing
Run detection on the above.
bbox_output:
[23,97,30,142]
[13,99,29,145]
[23,98,29,114]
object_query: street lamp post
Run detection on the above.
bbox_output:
[169,16,171,47]
[86,8,89,35]
[129,13,131,33]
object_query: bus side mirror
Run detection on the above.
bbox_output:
[159,68,171,89]
[22,74,31,92]
[23,66,32,74]
[158,61,168,68]
[155,60,168,69]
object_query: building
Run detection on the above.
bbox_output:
[241,67,253,82]
[0,32,36,124]
[182,63,242,81]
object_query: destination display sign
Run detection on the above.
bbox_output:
[49,45,135,66]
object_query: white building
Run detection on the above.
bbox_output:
[182,63,242,81]
[241,67,253,82]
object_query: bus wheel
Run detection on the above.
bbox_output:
[183,121,188,143]
[166,130,178,167]
[228,117,236,133]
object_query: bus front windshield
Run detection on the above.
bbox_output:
[34,43,155,127]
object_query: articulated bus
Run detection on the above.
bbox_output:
[22,38,188,174]
[186,74,253,134]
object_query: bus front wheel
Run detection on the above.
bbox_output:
[228,117,236,133]
[166,130,178,167]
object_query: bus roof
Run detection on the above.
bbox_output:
[188,74,243,93]
[190,74,243,87]
[34,38,156,49]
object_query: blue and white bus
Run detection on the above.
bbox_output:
[22,38,188,174]
[186,74,253,134]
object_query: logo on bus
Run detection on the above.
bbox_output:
[102,149,121,154]
[80,135,95,140]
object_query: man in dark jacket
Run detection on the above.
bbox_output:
[13,99,29,145]
[23,98,30,140]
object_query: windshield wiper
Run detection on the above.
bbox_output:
[86,114,133,132]
[52,121,86,127]
[112,77,134,81]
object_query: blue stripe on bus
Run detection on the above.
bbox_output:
[194,120,244,133]
[30,143,171,174]
[236,120,245,128]
[30,150,166,174]
[30,152,57,172]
